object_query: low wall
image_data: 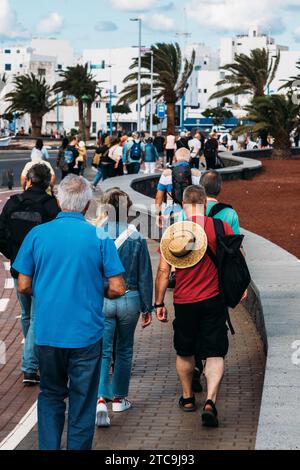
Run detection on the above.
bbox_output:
[234,148,300,159]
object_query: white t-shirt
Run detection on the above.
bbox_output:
[188,138,201,158]
[109,145,123,163]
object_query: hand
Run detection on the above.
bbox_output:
[141,313,152,329]
[240,289,248,302]
[156,215,164,229]
[156,306,168,323]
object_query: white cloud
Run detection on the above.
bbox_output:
[143,14,175,32]
[111,0,159,11]
[36,12,64,36]
[0,0,29,40]
[185,0,295,35]
[95,21,118,32]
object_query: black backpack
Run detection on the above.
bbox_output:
[207,218,251,331]
[171,165,192,206]
[5,193,52,261]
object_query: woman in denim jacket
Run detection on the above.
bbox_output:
[95,188,153,427]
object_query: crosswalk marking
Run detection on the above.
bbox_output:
[0,299,9,312]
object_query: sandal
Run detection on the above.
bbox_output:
[179,395,197,413]
[202,400,219,428]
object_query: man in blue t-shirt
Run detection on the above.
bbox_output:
[13,175,125,451]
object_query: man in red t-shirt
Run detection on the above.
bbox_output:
[155,185,234,428]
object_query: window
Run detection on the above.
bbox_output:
[5,64,12,71]
[95,102,101,109]
[102,60,105,69]
[198,89,202,93]
[16,50,20,54]
[38,68,46,76]
[19,64,23,68]
[204,61,207,65]
[57,64,63,70]
[113,85,117,94]
[204,89,207,94]
[92,122,97,133]
[4,49,11,54]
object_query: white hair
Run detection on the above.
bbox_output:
[57,175,92,212]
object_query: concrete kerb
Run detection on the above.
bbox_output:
[100,163,300,450]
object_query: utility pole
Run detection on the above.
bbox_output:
[131,18,142,133]
[150,50,154,136]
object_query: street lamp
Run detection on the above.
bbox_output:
[81,94,90,143]
[130,17,142,133]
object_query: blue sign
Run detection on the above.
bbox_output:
[157,104,166,120]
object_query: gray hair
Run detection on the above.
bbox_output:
[57,175,92,212]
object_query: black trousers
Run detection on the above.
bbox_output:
[166,149,175,166]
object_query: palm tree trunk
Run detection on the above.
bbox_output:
[31,114,43,137]
[86,103,92,141]
[167,102,175,135]
[272,136,292,160]
[78,100,84,135]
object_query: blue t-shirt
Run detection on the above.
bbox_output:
[178,201,241,235]
[13,212,125,349]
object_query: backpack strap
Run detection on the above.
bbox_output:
[206,218,235,335]
[208,203,233,218]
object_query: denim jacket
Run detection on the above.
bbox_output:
[100,222,153,313]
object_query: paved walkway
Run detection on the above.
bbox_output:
[14,240,265,451]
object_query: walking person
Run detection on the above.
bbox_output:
[22,148,56,193]
[109,137,124,177]
[176,132,189,151]
[13,175,126,450]
[0,164,60,386]
[204,132,219,170]
[144,137,159,174]
[155,185,236,427]
[31,138,49,162]
[92,140,114,191]
[74,141,88,176]
[94,188,153,427]
[189,132,202,169]
[153,132,165,167]
[125,132,145,175]
[57,137,70,180]
[165,132,176,167]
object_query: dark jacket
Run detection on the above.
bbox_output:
[0,187,61,278]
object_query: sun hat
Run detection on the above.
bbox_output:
[160,221,208,269]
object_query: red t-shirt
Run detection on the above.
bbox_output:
[174,217,233,304]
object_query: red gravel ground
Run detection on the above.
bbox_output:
[221,158,300,259]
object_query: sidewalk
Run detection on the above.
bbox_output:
[15,240,266,451]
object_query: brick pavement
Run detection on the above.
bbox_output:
[15,240,266,451]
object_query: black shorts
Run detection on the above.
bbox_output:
[173,296,229,359]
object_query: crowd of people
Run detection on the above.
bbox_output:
[0,128,251,451]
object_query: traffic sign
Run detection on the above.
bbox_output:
[157,104,166,120]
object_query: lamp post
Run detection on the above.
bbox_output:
[150,50,154,136]
[130,17,142,133]
[81,94,90,143]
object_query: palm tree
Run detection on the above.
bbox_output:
[243,93,300,159]
[210,48,280,101]
[118,43,195,135]
[53,64,99,140]
[5,73,56,137]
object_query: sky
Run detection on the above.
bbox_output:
[1,0,300,53]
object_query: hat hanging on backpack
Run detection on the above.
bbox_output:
[160,221,208,269]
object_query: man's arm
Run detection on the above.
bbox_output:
[18,274,32,295]
[155,255,171,322]
[155,190,165,228]
[106,275,126,299]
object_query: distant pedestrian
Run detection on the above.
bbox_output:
[189,132,202,169]
[31,139,49,162]
[0,164,60,387]
[56,137,70,180]
[74,141,87,176]
[176,132,189,151]
[204,133,219,169]
[125,132,145,175]
[94,188,153,427]
[144,137,159,174]
[109,137,124,177]
[13,175,126,450]
[153,132,165,166]
[165,132,176,167]
[22,147,56,193]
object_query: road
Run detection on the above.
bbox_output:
[0,151,94,189]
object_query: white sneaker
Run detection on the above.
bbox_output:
[112,398,132,413]
[96,400,111,427]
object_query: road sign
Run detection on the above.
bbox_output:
[157,104,166,120]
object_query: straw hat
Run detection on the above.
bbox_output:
[160,221,208,269]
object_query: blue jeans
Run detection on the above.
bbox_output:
[37,341,102,451]
[98,291,141,400]
[127,162,141,175]
[93,168,103,187]
[14,279,38,374]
